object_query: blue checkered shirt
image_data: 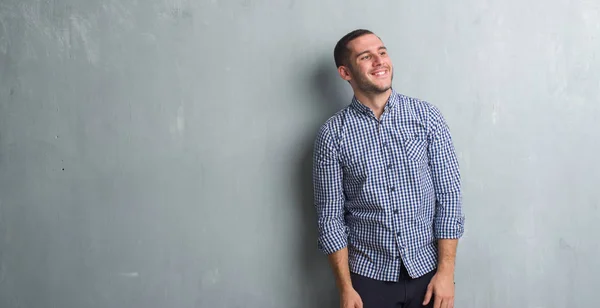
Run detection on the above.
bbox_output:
[312,88,465,281]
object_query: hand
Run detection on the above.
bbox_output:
[340,288,363,308]
[423,272,454,308]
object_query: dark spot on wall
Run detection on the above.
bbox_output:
[558,238,573,251]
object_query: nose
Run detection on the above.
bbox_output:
[372,54,383,66]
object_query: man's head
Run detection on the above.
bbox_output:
[333,29,393,95]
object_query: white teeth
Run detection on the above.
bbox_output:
[374,71,385,76]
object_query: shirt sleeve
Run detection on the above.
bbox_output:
[427,106,465,239]
[312,124,348,254]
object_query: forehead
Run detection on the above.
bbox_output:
[347,34,385,54]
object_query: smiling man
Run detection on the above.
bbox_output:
[312,29,465,308]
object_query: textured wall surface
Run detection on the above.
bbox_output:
[1,0,599,307]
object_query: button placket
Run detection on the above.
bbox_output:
[383,113,404,257]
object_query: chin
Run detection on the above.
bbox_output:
[370,77,391,87]
[376,82,392,92]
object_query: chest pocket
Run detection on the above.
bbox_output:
[403,136,428,163]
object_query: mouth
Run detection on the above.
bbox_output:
[370,68,389,78]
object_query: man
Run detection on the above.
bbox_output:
[312,29,465,308]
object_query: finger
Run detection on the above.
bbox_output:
[443,297,453,308]
[422,284,433,305]
[441,298,449,308]
[433,295,442,308]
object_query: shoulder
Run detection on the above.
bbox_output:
[314,105,353,142]
[397,93,443,119]
[396,92,447,130]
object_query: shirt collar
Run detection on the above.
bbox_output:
[350,88,400,116]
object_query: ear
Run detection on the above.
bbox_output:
[338,65,352,82]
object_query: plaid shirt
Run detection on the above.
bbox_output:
[312,88,465,281]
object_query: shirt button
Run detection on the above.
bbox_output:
[382,142,387,147]
[390,186,396,191]
[396,232,401,236]
[394,209,399,214]
[387,164,393,169]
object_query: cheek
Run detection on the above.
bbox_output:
[359,65,372,76]
[350,66,368,78]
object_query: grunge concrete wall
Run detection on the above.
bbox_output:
[1,0,598,307]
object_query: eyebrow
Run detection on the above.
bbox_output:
[355,46,387,59]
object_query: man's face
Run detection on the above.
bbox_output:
[341,34,393,94]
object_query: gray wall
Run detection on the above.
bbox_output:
[1,0,599,307]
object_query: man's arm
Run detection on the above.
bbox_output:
[436,239,458,277]
[327,247,353,292]
[427,105,465,268]
[423,239,458,307]
[312,124,352,292]
[422,105,464,307]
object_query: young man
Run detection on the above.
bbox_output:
[312,29,465,308]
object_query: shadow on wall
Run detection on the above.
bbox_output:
[295,56,350,308]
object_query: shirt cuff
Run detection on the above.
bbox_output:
[318,227,348,254]
[434,215,465,239]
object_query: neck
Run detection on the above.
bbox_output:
[354,88,392,119]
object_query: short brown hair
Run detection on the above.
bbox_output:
[333,29,375,68]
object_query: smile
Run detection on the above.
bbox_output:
[371,69,389,78]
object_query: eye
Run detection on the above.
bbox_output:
[361,55,371,60]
